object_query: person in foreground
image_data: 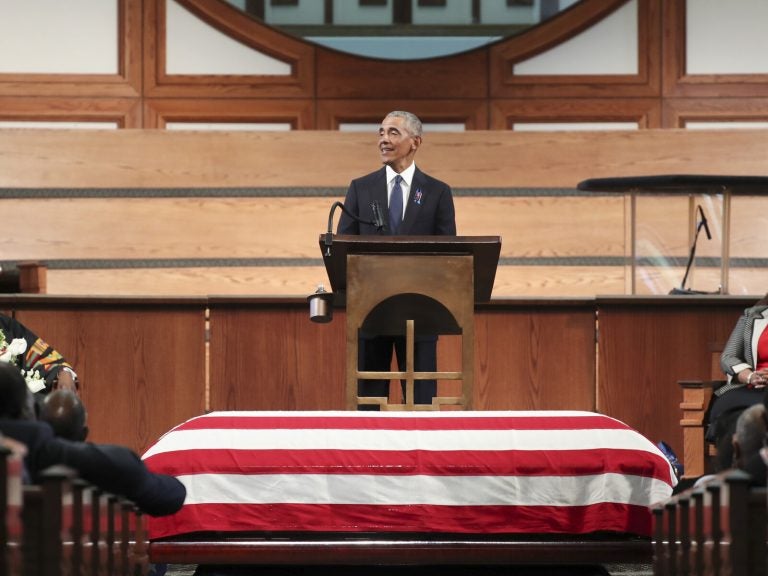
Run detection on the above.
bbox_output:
[39,388,89,441]
[731,403,768,485]
[707,290,768,470]
[337,110,456,408]
[0,363,185,516]
[691,402,768,490]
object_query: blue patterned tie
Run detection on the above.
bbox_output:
[389,175,403,234]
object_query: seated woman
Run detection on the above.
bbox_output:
[708,291,768,470]
[0,313,78,417]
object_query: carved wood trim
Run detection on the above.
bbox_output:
[662,0,768,98]
[0,97,141,128]
[315,48,489,100]
[316,100,489,130]
[0,0,141,98]
[144,0,315,98]
[662,98,768,129]
[490,98,662,129]
[490,0,661,98]
[144,98,315,128]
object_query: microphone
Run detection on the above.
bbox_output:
[669,204,715,294]
[324,201,344,256]
[324,201,385,256]
[697,205,712,240]
[371,201,385,230]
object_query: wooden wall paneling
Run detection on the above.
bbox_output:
[208,301,347,410]
[662,97,768,129]
[489,98,662,129]
[315,100,489,130]
[0,97,142,128]
[490,0,661,99]
[473,301,596,411]
[0,0,142,98]
[143,98,315,129]
[3,128,768,188]
[1,195,625,261]
[662,0,768,98]
[315,48,488,100]
[0,197,337,260]
[207,300,595,413]
[4,296,760,457]
[456,196,627,257]
[0,130,366,188]
[144,0,315,98]
[30,265,628,299]
[491,266,627,298]
[595,297,749,461]
[13,300,207,455]
[42,267,332,298]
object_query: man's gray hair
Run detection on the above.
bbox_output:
[385,111,423,137]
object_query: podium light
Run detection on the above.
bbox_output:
[308,284,333,323]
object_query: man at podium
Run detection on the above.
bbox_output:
[337,110,456,408]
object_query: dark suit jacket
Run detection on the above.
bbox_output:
[0,419,186,517]
[337,166,456,236]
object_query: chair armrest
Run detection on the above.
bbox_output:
[678,380,727,390]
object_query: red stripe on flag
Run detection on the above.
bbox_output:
[170,414,631,432]
[147,502,653,540]
[144,447,673,484]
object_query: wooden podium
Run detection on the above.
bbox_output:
[320,235,501,410]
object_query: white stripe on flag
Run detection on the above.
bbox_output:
[177,471,672,508]
[144,427,659,459]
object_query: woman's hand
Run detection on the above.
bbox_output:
[744,368,768,387]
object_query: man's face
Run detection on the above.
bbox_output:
[378,115,420,173]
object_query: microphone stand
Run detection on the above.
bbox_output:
[669,209,712,295]
[324,201,385,256]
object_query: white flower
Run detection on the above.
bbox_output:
[0,337,27,364]
[0,332,43,392]
[21,368,46,394]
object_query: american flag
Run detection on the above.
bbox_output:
[142,411,675,539]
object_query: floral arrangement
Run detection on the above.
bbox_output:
[0,328,47,393]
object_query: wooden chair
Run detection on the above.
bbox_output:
[678,350,726,478]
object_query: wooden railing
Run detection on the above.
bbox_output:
[652,469,767,576]
[2,448,148,576]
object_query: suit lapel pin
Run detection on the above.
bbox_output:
[414,189,422,205]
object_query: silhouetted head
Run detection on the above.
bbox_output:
[732,403,767,470]
[39,389,88,441]
[0,362,32,419]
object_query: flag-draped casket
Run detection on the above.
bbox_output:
[142,410,675,539]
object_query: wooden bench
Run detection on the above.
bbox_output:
[652,469,767,576]
[1,446,23,576]
[11,465,148,576]
[21,465,77,576]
